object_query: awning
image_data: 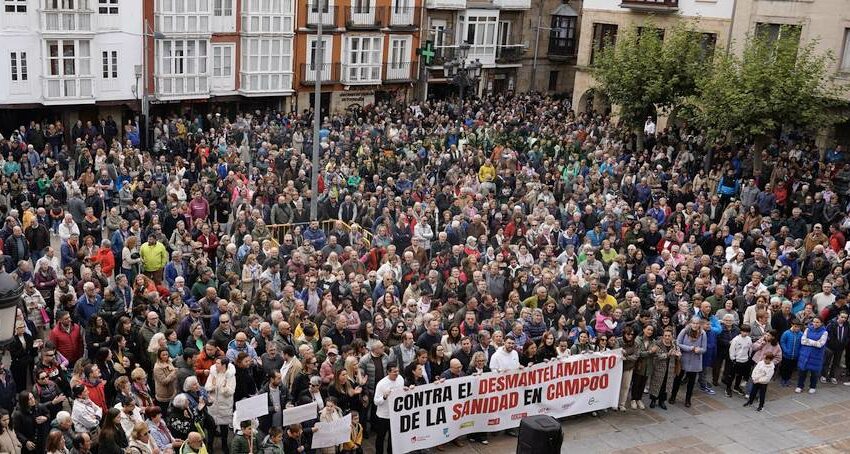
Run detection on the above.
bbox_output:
[551,3,578,16]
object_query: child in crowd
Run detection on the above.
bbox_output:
[744,352,775,411]
[725,324,753,397]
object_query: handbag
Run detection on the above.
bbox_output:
[39,307,50,325]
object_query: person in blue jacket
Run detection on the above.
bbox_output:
[779,320,803,386]
[796,318,828,394]
[698,317,719,394]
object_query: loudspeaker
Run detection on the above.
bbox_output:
[516,415,563,454]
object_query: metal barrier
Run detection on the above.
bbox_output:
[267,219,373,248]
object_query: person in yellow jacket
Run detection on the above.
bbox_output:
[341,411,364,454]
[140,234,168,284]
[478,158,497,195]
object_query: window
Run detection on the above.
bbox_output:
[345,35,382,82]
[548,15,576,57]
[102,50,118,78]
[98,0,118,13]
[389,36,409,67]
[212,44,232,76]
[213,0,232,15]
[590,23,618,64]
[310,0,329,13]
[156,0,211,33]
[755,23,801,45]
[463,13,498,60]
[48,40,91,76]
[46,0,85,9]
[241,0,293,33]
[695,32,717,61]
[10,52,27,81]
[159,39,208,75]
[242,37,291,91]
[309,37,328,68]
[4,0,26,12]
[548,70,558,91]
[843,29,850,71]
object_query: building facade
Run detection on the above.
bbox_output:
[571,0,733,115]
[421,0,532,98]
[1,0,144,126]
[292,0,423,115]
[144,0,296,112]
[514,0,579,96]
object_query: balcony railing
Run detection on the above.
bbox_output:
[388,6,419,27]
[492,0,531,9]
[425,0,466,9]
[384,61,417,81]
[300,63,341,84]
[155,75,210,98]
[42,77,95,102]
[305,4,339,27]
[40,9,94,33]
[548,37,576,58]
[620,0,679,10]
[342,64,382,84]
[496,44,525,63]
[344,6,384,28]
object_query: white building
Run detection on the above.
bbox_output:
[150,0,296,106]
[0,0,143,122]
[423,0,531,97]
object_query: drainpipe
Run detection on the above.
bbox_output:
[530,0,543,91]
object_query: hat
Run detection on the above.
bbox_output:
[188,302,201,311]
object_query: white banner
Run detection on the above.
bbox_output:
[312,413,352,449]
[389,350,623,453]
[283,402,318,425]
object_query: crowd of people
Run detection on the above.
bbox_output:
[0,92,848,454]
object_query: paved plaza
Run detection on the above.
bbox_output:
[367,381,850,454]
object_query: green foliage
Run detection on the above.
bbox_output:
[591,21,708,129]
[686,25,848,138]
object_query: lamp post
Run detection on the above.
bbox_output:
[0,272,22,345]
[141,19,166,151]
[443,42,482,113]
[310,2,324,221]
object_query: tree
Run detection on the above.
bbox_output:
[685,25,847,139]
[591,21,709,129]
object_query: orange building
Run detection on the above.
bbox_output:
[293,0,423,115]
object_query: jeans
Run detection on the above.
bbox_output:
[797,369,818,390]
[373,416,392,454]
[618,368,634,407]
[821,348,843,379]
[746,383,768,408]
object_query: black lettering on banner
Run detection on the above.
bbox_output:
[523,387,542,405]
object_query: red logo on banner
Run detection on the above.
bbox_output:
[511,412,527,421]
[487,418,500,425]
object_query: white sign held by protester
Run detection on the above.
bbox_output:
[282,402,319,425]
[233,393,269,424]
[311,413,352,449]
[389,350,623,453]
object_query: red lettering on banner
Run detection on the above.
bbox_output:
[452,392,519,420]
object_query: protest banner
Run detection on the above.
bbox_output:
[389,350,622,453]
[233,392,269,425]
[283,401,318,425]
[312,413,352,449]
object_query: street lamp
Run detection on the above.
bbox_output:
[141,19,166,151]
[444,42,482,107]
[0,272,22,345]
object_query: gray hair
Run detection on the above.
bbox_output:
[172,393,189,409]
[183,376,199,392]
[56,411,71,423]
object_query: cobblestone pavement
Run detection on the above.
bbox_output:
[364,380,850,453]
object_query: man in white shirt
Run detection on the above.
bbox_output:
[644,117,656,136]
[489,337,520,372]
[374,363,405,454]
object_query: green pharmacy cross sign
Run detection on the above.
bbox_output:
[418,40,435,66]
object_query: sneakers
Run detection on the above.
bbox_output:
[830,378,838,385]
[637,401,646,410]
[756,407,763,412]
[481,440,489,445]
[701,386,716,395]
[844,382,850,386]
[725,389,732,398]
[733,387,745,396]
[743,402,751,407]
[630,400,637,410]
[820,376,827,384]
[618,405,627,412]
[809,388,817,394]
[794,387,802,393]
